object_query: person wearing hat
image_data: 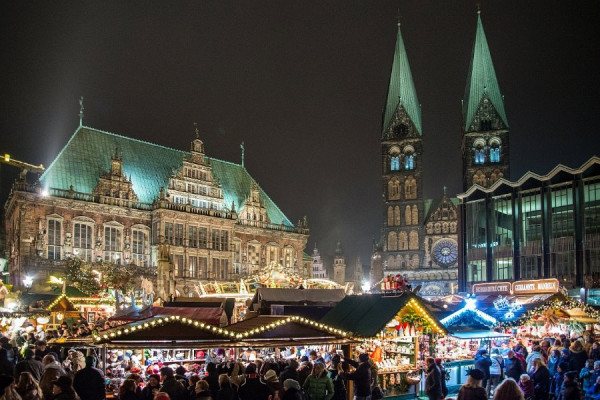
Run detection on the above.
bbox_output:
[73,356,105,400]
[52,376,78,400]
[561,371,581,400]
[457,369,487,400]
[264,369,282,399]
[424,357,442,400]
[282,379,303,400]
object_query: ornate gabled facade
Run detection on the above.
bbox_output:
[4,125,309,297]
[462,11,510,191]
[311,244,327,279]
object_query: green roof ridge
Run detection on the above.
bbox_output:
[40,126,294,227]
[382,23,422,136]
[463,13,508,131]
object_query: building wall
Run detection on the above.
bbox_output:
[457,159,600,291]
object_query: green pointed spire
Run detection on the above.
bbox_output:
[463,12,508,132]
[382,23,422,137]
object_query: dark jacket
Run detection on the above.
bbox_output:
[215,385,236,400]
[203,373,220,400]
[328,370,346,400]
[297,362,312,386]
[473,354,492,380]
[194,390,213,400]
[505,357,524,381]
[40,363,66,400]
[570,349,588,372]
[280,366,300,384]
[532,365,551,400]
[425,364,442,399]
[237,375,270,400]
[16,357,44,382]
[120,391,141,400]
[440,367,449,398]
[563,380,581,400]
[73,366,106,400]
[456,386,487,400]
[346,362,371,398]
[282,388,304,400]
[140,384,160,400]
[160,376,188,400]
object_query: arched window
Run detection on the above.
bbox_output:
[394,206,401,226]
[412,205,418,225]
[409,231,419,250]
[405,176,417,199]
[390,156,400,171]
[388,232,398,251]
[490,146,500,163]
[388,178,400,200]
[490,169,503,184]
[387,207,394,226]
[404,154,415,170]
[474,145,485,164]
[399,232,408,250]
[405,205,412,225]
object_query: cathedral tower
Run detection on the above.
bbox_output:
[379,22,425,276]
[333,241,346,285]
[462,11,510,190]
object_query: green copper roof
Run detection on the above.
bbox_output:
[40,126,293,226]
[382,24,422,136]
[463,13,508,131]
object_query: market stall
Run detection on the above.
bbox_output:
[321,293,446,399]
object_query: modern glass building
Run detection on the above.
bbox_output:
[457,157,600,292]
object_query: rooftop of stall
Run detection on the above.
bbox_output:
[248,288,347,318]
[319,292,445,338]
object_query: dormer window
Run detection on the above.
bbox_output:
[480,119,492,131]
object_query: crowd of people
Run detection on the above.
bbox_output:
[0,331,380,400]
[423,334,600,400]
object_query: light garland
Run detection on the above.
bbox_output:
[46,294,77,311]
[440,299,498,328]
[406,298,446,335]
[497,298,600,329]
[92,315,349,343]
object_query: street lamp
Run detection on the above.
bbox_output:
[23,276,33,293]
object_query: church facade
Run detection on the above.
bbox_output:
[371,13,508,295]
[4,125,309,297]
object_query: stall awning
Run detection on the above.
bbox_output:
[320,293,445,338]
[109,306,224,325]
[449,331,511,340]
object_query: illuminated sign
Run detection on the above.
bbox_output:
[472,241,498,248]
[512,279,559,295]
[472,282,511,295]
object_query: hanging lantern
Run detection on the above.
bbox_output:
[56,313,64,321]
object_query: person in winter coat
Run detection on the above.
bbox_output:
[194,380,213,400]
[303,362,334,400]
[561,371,581,400]
[585,376,600,400]
[345,353,372,400]
[279,359,300,384]
[282,379,304,400]
[16,372,43,400]
[473,349,492,390]
[457,369,487,400]
[550,362,568,400]
[547,350,561,378]
[506,351,525,381]
[328,356,347,400]
[570,341,589,372]
[15,349,44,382]
[494,378,525,400]
[0,349,14,377]
[159,367,187,400]
[519,374,535,400]
[40,355,66,400]
[118,379,141,400]
[51,376,79,400]
[489,348,504,393]
[531,358,551,400]
[73,356,105,400]
[215,374,235,400]
[203,363,220,400]
[590,343,600,361]
[264,369,282,399]
[237,363,269,400]
[297,358,313,387]
[527,346,543,375]
[582,360,596,393]
[425,357,442,400]
[141,374,161,400]
[435,358,448,399]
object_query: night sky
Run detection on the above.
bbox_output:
[1,1,599,268]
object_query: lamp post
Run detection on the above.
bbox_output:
[23,275,33,293]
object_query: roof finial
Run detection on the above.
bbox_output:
[78,96,84,127]
[240,141,245,168]
[396,8,402,26]
[443,185,447,196]
[193,122,199,139]
[476,3,481,14]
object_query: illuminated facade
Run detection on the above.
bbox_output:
[4,125,309,293]
[457,157,600,291]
